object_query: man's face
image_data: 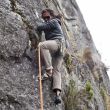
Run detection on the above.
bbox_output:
[42,11,51,22]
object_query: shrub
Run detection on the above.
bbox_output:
[85,80,94,100]
[64,52,73,73]
[63,80,77,110]
[100,87,106,100]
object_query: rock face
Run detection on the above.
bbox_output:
[0,0,110,110]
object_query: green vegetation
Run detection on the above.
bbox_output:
[100,87,110,110]
[85,80,94,100]
[64,52,73,73]
[63,80,94,110]
[63,80,78,110]
[100,87,106,100]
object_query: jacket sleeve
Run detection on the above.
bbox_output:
[37,19,57,31]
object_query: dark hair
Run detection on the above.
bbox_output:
[42,8,55,17]
[41,8,62,20]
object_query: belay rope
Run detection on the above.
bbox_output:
[38,46,44,110]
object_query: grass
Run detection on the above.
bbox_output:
[64,52,73,73]
[100,87,106,100]
[85,80,94,100]
[63,80,78,110]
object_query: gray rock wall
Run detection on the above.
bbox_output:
[0,0,110,110]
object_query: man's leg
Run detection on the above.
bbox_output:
[52,55,63,104]
[38,40,59,71]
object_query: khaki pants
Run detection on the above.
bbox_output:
[39,40,63,91]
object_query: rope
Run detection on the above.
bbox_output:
[61,17,71,40]
[51,0,71,39]
[38,46,44,110]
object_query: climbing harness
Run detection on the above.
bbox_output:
[38,46,44,110]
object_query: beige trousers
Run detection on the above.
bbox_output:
[39,40,63,91]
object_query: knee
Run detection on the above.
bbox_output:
[38,42,44,48]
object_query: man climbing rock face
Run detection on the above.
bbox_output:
[37,8,65,104]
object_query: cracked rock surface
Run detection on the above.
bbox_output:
[0,0,110,110]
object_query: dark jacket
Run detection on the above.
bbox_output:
[37,18,64,40]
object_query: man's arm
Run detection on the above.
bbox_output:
[37,19,57,31]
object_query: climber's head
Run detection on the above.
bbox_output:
[41,9,55,22]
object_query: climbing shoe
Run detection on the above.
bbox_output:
[41,73,50,80]
[37,69,53,81]
[38,73,53,81]
[37,73,49,81]
[54,95,61,105]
